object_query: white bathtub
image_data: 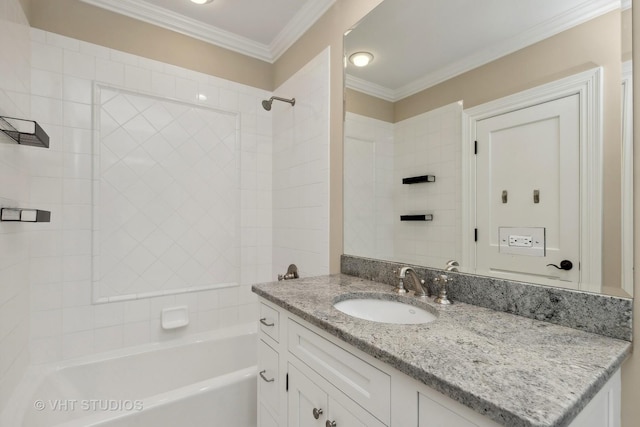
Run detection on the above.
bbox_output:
[8,323,257,427]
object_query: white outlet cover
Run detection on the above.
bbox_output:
[498,227,545,257]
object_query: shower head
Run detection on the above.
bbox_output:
[262,96,295,111]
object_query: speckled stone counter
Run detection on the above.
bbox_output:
[252,274,631,427]
[342,255,633,341]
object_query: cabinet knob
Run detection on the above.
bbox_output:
[326,421,337,427]
[312,408,323,419]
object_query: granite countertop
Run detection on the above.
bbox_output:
[252,274,631,427]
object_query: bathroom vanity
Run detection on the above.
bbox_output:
[252,274,630,427]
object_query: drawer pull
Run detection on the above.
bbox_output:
[313,408,323,419]
[259,370,274,383]
[260,317,275,327]
[326,421,336,427]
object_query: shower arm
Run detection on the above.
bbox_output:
[270,96,295,106]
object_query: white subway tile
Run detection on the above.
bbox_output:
[62,305,93,333]
[123,320,150,347]
[31,41,63,73]
[62,330,93,359]
[63,50,95,80]
[31,309,62,338]
[62,280,92,307]
[46,32,79,51]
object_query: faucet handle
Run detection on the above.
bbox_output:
[433,274,452,305]
[394,277,408,294]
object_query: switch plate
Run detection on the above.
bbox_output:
[499,227,545,256]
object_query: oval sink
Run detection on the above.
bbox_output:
[333,298,436,324]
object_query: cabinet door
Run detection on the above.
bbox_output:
[288,364,327,427]
[327,396,386,427]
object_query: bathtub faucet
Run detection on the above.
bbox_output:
[278,264,299,281]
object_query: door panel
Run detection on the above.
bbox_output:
[475,94,580,287]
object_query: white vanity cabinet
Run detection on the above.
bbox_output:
[288,363,385,427]
[256,297,621,427]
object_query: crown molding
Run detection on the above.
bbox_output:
[270,0,336,62]
[345,74,395,102]
[81,0,335,63]
[348,0,621,102]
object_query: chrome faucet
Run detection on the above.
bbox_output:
[396,267,429,298]
[278,264,299,281]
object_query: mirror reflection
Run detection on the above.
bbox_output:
[343,0,632,297]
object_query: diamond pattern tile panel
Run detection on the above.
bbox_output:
[94,87,240,300]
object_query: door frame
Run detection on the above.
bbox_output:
[621,60,633,296]
[462,67,603,292]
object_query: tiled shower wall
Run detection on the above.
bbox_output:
[93,86,241,302]
[343,101,462,267]
[27,28,274,363]
[394,101,463,267]
[272,48,330,277]
[343,112,394,260]
[0,0,31,411]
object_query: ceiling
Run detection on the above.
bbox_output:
[80,0,336,62]
[345,0,626,101]
[79,0,626,99]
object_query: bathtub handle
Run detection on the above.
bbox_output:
[313,408,323,419]
[326,421,337,427]
[260,318,275,327]
[259,370,275,383]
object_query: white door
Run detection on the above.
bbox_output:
[475,94,580,288]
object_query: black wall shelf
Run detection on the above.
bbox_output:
[402,175,435,184]
[0,116,50,148]
[1,208,51,223]
[400,214,433,222]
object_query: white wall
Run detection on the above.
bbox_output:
[27,28,273,363]
[0,0,32,412]
[272,48,331,277]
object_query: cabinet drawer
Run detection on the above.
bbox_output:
[259,302,280,342]
[258,339,279,415]
[288,319,391,424]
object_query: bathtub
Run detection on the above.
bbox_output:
[7,323,257,427]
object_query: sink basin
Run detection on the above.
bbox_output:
[333,298,436,324]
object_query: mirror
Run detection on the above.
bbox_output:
[343,0,633,297]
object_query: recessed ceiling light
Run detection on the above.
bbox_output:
[190,0,213,4]
[349,52,374,67]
